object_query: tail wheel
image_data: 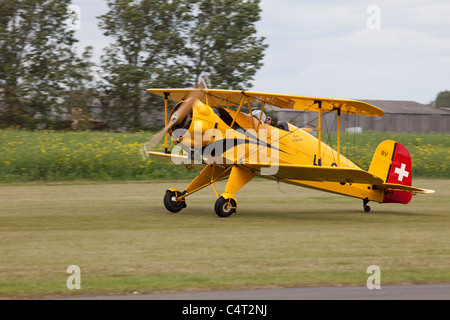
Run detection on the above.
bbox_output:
[163,190,186,213]
[363,199,371,213]
[214,196,236,218]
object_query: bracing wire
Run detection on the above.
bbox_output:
[322,112,337,165]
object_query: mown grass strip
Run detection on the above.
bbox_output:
[0,179,448,298]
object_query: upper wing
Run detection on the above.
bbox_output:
[146,88,384,117]
[243,162,384,185]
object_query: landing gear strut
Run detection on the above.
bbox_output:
[162,165,254,217]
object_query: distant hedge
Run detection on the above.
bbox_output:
[0,130,448,182]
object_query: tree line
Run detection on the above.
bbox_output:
[0,0,267,130]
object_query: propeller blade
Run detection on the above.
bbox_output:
[142,81,207,158]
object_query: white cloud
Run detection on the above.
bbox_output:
[67,0,449,103]
[71,0,110,61]
[253,0,450,103]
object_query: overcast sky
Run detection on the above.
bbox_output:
[72,0,450,104]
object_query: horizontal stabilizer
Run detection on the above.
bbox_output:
[377,183,435,195]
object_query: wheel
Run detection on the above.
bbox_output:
[163,190,186,213]
[362,199,371,213]
[214,196,236,218]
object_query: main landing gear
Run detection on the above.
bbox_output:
[163,189,186,213]
[162,165,255,218]
[214,195,237,218]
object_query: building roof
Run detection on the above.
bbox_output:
[360,100,450,115]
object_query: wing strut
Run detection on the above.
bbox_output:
[164,92,169,153]
[230,96,246,128]
[316,100,322,166]
[337,108,341,166]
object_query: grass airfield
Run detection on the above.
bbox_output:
[0,178,449,298]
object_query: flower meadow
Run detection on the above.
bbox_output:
[338,131,450,178]
[0,129,449,182]
[0,130,196,182]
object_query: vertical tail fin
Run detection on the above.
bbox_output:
[369,140,412,204]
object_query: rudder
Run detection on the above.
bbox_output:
[369,140,412,204]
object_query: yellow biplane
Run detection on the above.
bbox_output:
[143,88,434,217]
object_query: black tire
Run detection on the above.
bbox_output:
[364,205,371,213]
[163,190,186,213]
[214,196,236,218]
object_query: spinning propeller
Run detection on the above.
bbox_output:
[141,78,209,159]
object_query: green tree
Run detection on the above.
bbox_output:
[97,0,192,130]
[0,0,94,129]
[187,0,267,89]
[435,90,450,108]
[64,46,97,130]
[98,0,267,130]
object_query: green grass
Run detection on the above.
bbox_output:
[0,130,449,182]
[0,179,448,298]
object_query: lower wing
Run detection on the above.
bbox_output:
[146,154,435,195]
[147,151,207,171]
[244,162,384,185]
